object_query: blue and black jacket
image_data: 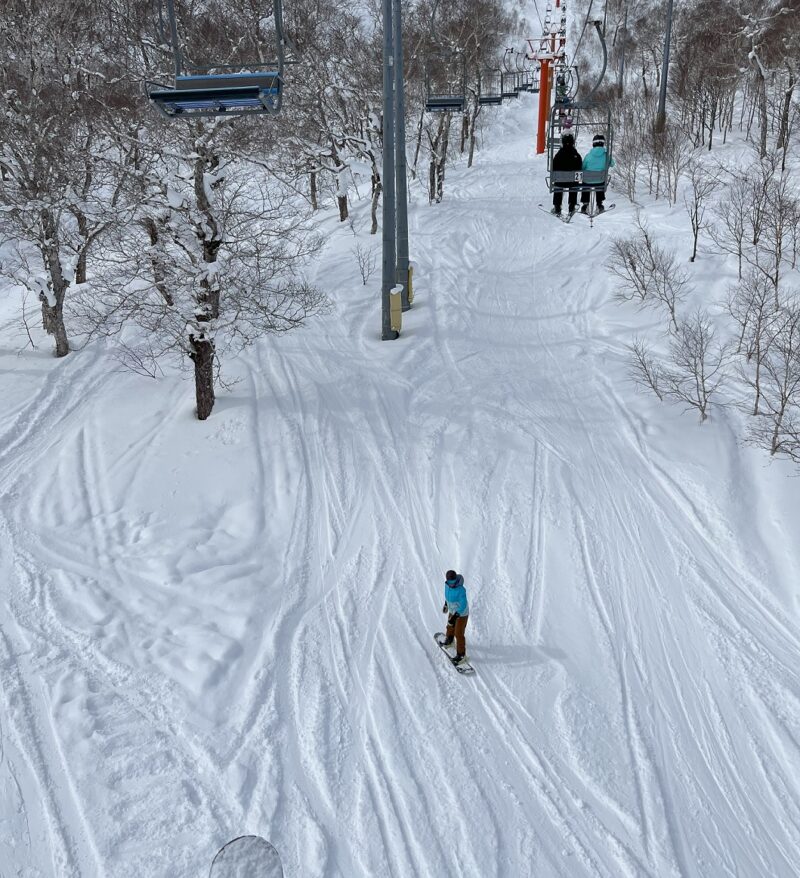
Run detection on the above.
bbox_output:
[444,574,469,617]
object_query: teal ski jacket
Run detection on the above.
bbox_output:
[582,146,615,172]
[444,574,469,616]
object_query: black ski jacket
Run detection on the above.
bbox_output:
[552,145,583,172]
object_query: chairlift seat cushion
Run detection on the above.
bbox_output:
[426,96,466,112]
[149,83,280,116]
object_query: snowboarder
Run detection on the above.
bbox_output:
[551,131,583,217]
[555,73,570,103]
[580,133,615,213]
[441,570,469,665]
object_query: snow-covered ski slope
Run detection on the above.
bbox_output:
[2,95,800,878]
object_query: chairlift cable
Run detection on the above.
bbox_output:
[574,0,596,59]
[530,0,545,33]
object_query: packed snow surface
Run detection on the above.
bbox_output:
[1,96,800,878]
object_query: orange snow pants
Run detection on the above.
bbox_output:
[446,614,469,656]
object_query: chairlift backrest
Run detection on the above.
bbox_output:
[425,46,467,113]
[478,68,503,105]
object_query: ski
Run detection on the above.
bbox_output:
[537,204,577,223]
[575,203,616,220]
[434,632,476,675]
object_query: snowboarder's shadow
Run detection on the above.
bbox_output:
[472,644,567,668]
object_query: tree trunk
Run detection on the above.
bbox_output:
[191,143,223,420]
[757,69,768,158]
[144,217,174,305]
[777,73,795,152]
[337,195,349,222]
[707,96,717,151]
[411,109,425,181]
[190,335,215,420]
[39,208,70,357]
[753,340,762,415]
[771,406,786,454]
[371,173,381,235]
[73,208,90,285]
[467,105,479,168]
[40,299,70,357]
[310,170,318,211]
[434,115,451,203]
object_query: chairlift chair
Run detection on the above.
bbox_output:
[513,51,525,92]
[147,0,286,118]
[478,69,503,106]
[501,49,520,99]
[515,51,537,92]
[553,63,579,103]
[501,71,519,99]
[425,47,467,113]
[545,101,614,195]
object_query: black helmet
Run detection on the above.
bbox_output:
[561,132,575,146]
[593,133,606,147]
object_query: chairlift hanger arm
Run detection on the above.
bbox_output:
[581,21,608,104]
[164,0,182,78]
[160,0,286,75]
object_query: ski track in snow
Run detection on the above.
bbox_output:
[1,93,800,877]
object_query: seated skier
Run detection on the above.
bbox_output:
[551,131,583,217]
[580,133,615,213]
[441,570,469,665]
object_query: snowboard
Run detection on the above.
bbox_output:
[210,836,283,878]
[434,632,476,675]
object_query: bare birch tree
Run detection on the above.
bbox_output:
[662,311,730,422]
[607,216,690,330]
[746,297,800,458]
[684,160,720,262]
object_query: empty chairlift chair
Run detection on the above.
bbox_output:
[501,71,519,99]
[478,69,503,106]
[516,52,536,92]
[425,48,467,113]
[147,0,286,118]
[501,48,520,99]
